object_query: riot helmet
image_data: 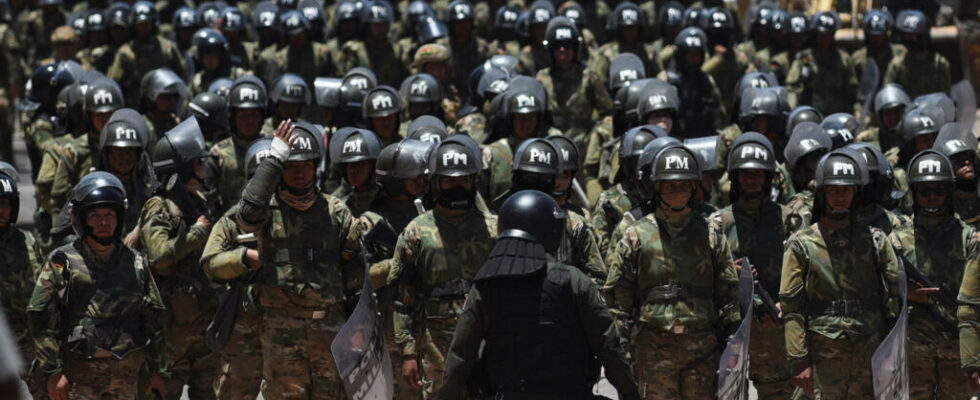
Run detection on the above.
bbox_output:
[497,190,566,253]
[428,134,481,209]
[68,171,128,243]
[785,121,833,192]
[511,138,561,194]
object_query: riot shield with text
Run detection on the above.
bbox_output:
[717,257,754,400]
[871,261,909,400]
[331,262,394,400]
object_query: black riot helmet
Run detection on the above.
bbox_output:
[608,53,646,94]
[702,7,735,48]
[84,78,124,115]
[314,77,343,109]
[173,6,197,30]
[68,171,128,243]
[338,68,378,124]
[281,9,311,37]
[375,139,434,198]
[361,0,394,25]
[812,149,869,221]
[786,105,823,135]
[407,116,449,144]
[140,69,188,114]
[98,109,149,171]
[208,78,234,99]
[286,122,325,163]
[934,122,979,167]
[548,135,580,177]
[560,2,587,30]
[497,189,566,253]
[651,145,701,210]
[152,116,210,181]
[299,0,326,41]
[543,16,584,64]
[195,2,224,27]
[820,113,858,149]
[731,71,778,123]
[618,125,664,189]
[329,127,383,167]
[193,28,229,57]
[86,8,109,34]
[739,87,784,136]
[219,7,246,34]
[428,135,481,209]
[674,26,707,54]
[501,77,548,139]
[447,0,474,23]
[786,11,809,35]
[899,105,943,144]
[914,93,956,124]
[846,142,894,205]
[785,121,833,192]
[270,73,312,106]
[188,92,230,141]
[728,132,776,202]
[607,2,644,39]
[244,137,274,179]
[399,73,442,119]
[0,162,20,225]
[634,80,680,128]
[25,63,75,114]
[362,86,402,121]
[228,76,268,111]
[657,1,685,40]
[895,9,930,36]
[863,9,892,37]
[277,0,298,9]
[130,1,157,27]
[636,137,683,199]
[907,149,955,215]
[682,6,704,28]
[811,11,840,34]
[874,84,910,118]
[493,5,520,40]
[477,68,511,105]
[512,138,561,194]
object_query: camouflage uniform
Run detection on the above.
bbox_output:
[958,231,980,389]
[106,36,185,108]
[884,50,952,99]
[780,219,901,398]
[331,182,381,218]
[27,240,167,399]
[236,156,356,400]
[558,210,606,282]
[849,43,902,88]
[591,183,635,255]
[0,226,44,395]
[785,190,815,233]
[702,50,751,112]
[537,64,614,155]
[604,212,740,399]
[785,48,858,115]
[954,187,980,225]
[708,201,795,399]
[200,206,263,400]
[337,40,410,87]
[208,137,260,216]
[891,216,976,399]
[138,195,219,400]
[35,135,96,224]
[387,207,497,398]
[453,110,488,144]
[76,43,117,74]
[480,133,561,202]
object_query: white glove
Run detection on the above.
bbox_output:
[270,135,292,161]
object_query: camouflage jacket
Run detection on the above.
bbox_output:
[785,47,858,115]
[338,40,409,88]
[603,211,740,341]
[454,109,488,145]
[558,210,606,282]
[780,218,901,361]
[0,227,44,345]
[207,136,258,216]
[702,49,751,112]
[591,183,635,255]
[849,44,902,88]
[27,240,167,376]
[785,190,815,233]
[954,188,980,226]
[708,200,791,297]
[200,205,254,284]
[36,134,96,216]
[537,64,614,149]
[107,36,186,108]
[387,206,497,357]
[331,183,379,218]
[883,49,951,99]
[890,215,974,342]
[957,229,980,370]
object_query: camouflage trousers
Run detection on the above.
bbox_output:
[139,292,220,400]
[909,336,973,399]
[63,350,145,399]
[419,320,457,399]
[215,309,263,400]
[259,308,347,400]
[18,334,45,400]
[632,328,720,399]
[749,321,794,399]
[804,334,878,399]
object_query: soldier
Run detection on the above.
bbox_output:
[701,7,750,113]
[235,120,355,399]
[885,9,951,99]
[188,91,231,145]
[28,171,168,400]
[768,11,809,84]
[591,126,659,255]
[440,190,641,400]
[334,67,378,128]
[388,135,497,398]
[446,0,488,100]
[736,2,775,70]
[784,122,833,232]
[785,11,858,114]
[651,1,684,68]
[481,78,558,202]
[270,10,335,93]
[934,123,980,225]
[658,26,725,138]
[399,73,446,126]
[329,128,383,217]
[597,2,658,82]
[313,76,342,129]
[519,1,556,73]
[411,43,462,125]
[779,149,901,398]
[171,7,198,53]
[486,6,521,59]
[139,68,187,146]
[140,117,218,400]
[537,17,613,157]
[560,1,599,50]
[217,7,256,71]
[107,1,185,109]
[75,9,114,73]
[326,0,361,65]
[850,9,898,88]
[0,163,45,397]
[855,84,910,163]
[207,75,270,215]
[891,150,975,399]
[707,132,794,399]
[453,64,507,144]
[21,63,75,179]
[93,108,154,241]
[548,134,590,216]
[362,86,404,146]
[338,1,409,87]
[190,28,249,96]
[105,2,130,49]
[200,138,271,400]
[14,0,67,71]
[898,105,945,169]
[604,145,740,399]
[845,143,906,231]
[268,73,312,127]
[48,25,80,63]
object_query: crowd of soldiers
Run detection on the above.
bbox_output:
[2,0,980,399]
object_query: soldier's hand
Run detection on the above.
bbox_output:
[146,373,167,399]
[47,374,69,400]
[402,358,423,389]
[196,215,213,232]
[245,249,261,271]
[792,361,813,394]
[270,119,297,161]
[909,286,940,304]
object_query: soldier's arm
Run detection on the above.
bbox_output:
[780,237,810,362]
[573,268,640,400]
[873,228,901,320]
[710,227,741,328]
[591,196,614,255]
[106,46,131,86]
[602,231,639,344]
[25,257,69,377]
[438,285,486,400]
[958,231,980,370]
[589,70,614,116]
[572,219,607,282]
[706,75,727,129]
[24,231,45,280]
[139,197,209,276]
[236,156,283,232]
[201,213,252,282]
[34,149,60,214]
[388,223,424,359]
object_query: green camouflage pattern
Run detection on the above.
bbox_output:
[35,134,95,217]
[387,207,497,398]
[884,50,952,99]
[107,36,186,108]
[0,226,44,394]
[537,64,614,153]
[785,190,815,233]
[785,48,858,115]
[954,188,980,225]
[558,209,606,282]
[591,183,635,255]
[454,110,488,144]
[957,230,980,372]
[207,136,258,216]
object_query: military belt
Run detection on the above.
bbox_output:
[426,279,473,299]
[646,284,713,302]
[809,298,880,318]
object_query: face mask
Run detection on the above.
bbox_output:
[437,185,475,209]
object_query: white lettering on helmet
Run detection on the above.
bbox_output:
[226,12,242,25]
[411,80,429,95]
[285,84,305,98]
[303,8,318,20]
[832,162,855,176]
[516,94,536,108]
[371,5,387,18]
[239,87,260,101]
[90,13,103,24]
[618,69,638,82]
[350,77,368,90]
[904,14,920,29]
[664,155,689,169]
[419,132,441,143]
[442,150,468,166]
[534,9,549,21]
[293,136,312,150]
[0,179,10,192]
[918,159,942,174]
[838,128,853,141]
[371,94,393,109]
[93,90,113,105]
[800,138,820,148]
[115,127,137,141]
[559,148,570,161]
[648,95,667,107]
[740,145,768,161]
[622,9,638,23]
[684,36,701,47]
[342,139,363,153]
[917,116,935,128]
[555,27,572,40]
[528,148,552,164]
[135,4,151,14]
